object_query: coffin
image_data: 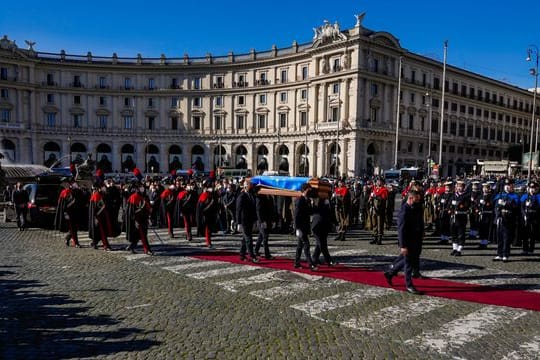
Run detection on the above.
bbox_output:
[250,176,332,198]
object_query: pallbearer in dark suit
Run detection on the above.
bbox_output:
[311,197,336,266]
[294,183,317,271]
[255,188,275,260]
[384,189,424,295]
[236,180,259,263]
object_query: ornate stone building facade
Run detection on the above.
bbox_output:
[0,14,536,177]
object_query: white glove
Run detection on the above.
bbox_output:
[295,229,302,237]
[237,224,243,232]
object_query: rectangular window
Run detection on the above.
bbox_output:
[46,73,54,86]
[1,109,10,122]
[332,82,340,94]
[171,117,178,130]
[300,111,307,126]
[0,67,8,80]
[237,95,245,106]
[214,76,224,88]
[171,96,179,108]
[330,107,339,122]
[73,75,81,87]
[280,69,287,83]
[99,76,107,89]
[333,58,341,72]
[193,97,202,107]
[99,96,106,106]
[0,88,8,98]
[214,115,222,130]
[459,123,465,137]
[259,94,266,105]
[279,113,287,128]
[418,143,424,154]
[124,77,132,90]
[371,83,378,97]
[467,125,473,137]
[73,114,82,128]
[46,113,56,127]
[193,77,201,89]
[47,94,54,104]
[411,70,416,83]
[450,122,456,135]
[408,114,414,130]
[124,97,130,107]
[431,118,438,133]
[257,114,266,128]
[148,116,155,130]
[410,93,415,103]
[148,78,155,90]
[171,78,178,89]
[301,89,307,100]
[148,98,154,107]
[215,96,223,107]
[74,95,81,105]
[99,115,107,129]
[236,115,244,130]
[193,116,201,130]
[302,66,308,80]
[279,92,287,103]
[370,107,378,122]
[124,116,133,129]
[482,128,488,140]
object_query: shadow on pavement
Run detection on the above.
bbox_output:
[0,268,161,359]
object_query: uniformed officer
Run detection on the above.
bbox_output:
[369,177,388,245]
[424,182,437,231]
[477,182,495,249]
[469,181,482,239]
[493,178,520,262]
[333,179,351,241]
[436,181,453,244]
[449,180,470,256]
[520,181,539,255]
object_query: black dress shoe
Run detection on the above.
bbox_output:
[310,264,318,271]
[328,261,337,267]
[294,263,302,269]
[384,272,393,286]
[369,238,377,245]
[251,257,260,263]
[450,250,457,256]
[264,255,275,260]
[454,251,462,257]
[240,255,247,261]
[406,287,423,295]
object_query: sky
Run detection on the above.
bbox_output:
[1,1,539,89]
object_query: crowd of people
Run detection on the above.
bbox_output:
[3,170,537,291]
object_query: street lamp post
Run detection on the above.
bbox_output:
[425,89,433,176]
[67,135,72,163]
[527,45,539,179]
[438,41,448,176]
[144,136,149,173]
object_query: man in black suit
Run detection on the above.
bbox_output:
[255,188,275,260]
[384,189,424,295]
[293,183,317,271]
[236,180,259,263]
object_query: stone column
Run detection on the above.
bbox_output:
[112,142,120,173]
[317,140,325,177]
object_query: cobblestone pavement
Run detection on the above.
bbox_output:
[1,220,539,359]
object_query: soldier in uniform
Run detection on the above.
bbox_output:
[176,181,197,241]
[368,177,388,245]
[359,182,372,230]
[477,182,495,249]
[294,183,317,270]
[196,181,218,248]
[435,181,453,244]
[493,178,520,262]
[333,179,351,241]
[385,183,397,230]
[449,180,470,256]
[423,182,437,231]
[160,183,177,238]
[55,181,85,247]
[88,183,113,251]
[125,182,153,255]
[520,181,539,255]
[468,181,482,240]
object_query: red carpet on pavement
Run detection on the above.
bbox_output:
[192,251,540,312]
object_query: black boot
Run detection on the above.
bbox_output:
[376,236,382,245]
[369,236,377,245]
